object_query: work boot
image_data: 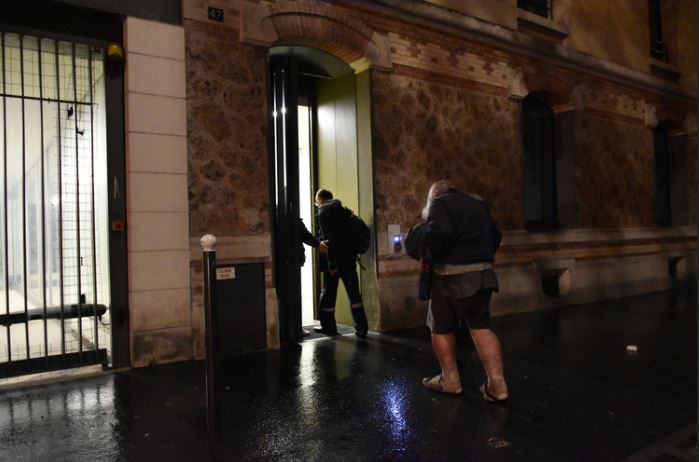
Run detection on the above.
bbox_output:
[314,309,338,335]
[351,305,369,338]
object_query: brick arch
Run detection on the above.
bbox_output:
[522,72,575,107]
[240,0,392,71]
[645,101,696,135]
[509,66,576,108]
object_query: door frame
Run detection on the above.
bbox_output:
[268,54,303,342]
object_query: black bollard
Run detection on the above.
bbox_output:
[201,234,220,437]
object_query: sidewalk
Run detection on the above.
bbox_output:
[0,289,696,461]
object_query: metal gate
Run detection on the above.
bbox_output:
[0,31,111,378]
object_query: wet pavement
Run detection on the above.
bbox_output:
[0,289,696,461]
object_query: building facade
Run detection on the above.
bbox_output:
[0,0,696,375]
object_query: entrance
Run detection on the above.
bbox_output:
[269,46,375,342]
[0,25,127,378]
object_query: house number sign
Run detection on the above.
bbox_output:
[208,6,224,22]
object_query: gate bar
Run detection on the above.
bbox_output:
[88,47,98,358]
[1,33,10,371]
[20,34,30,369]
[0,94,91,106]
[0,303,107,325]
[38,37,49,367]
[55,40,65,363]
[71,42,82,360]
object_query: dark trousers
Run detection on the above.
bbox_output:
[319,263,363,311]
[318,263,366,332]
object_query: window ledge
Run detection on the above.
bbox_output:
[517,9,568,40]
[650,58,681,82]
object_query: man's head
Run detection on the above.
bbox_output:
[422,180,454,219]
[315,189,333,206]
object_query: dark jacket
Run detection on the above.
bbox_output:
[316,199,354,270]
[425,189,501,265]
[298,218,319,266]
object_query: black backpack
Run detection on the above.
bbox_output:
[346,209,371,255]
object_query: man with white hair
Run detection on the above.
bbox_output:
[419,180,508,401]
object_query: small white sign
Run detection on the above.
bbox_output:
[216,267,235,280]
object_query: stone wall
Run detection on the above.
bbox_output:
[371,70,524,232]
[574,113,655,228]
[185,19,269,236]
[559,0,652,76]
[686,134,697,225]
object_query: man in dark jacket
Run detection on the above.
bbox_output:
[420,180,508,401]
[314,189,369,338]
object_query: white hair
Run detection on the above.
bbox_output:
[421,180,454,220]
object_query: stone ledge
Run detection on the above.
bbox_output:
[378,234,696,277]
[650,59,681,83]
[501,226,696,246]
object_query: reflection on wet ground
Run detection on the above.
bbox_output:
[0,289,696,461]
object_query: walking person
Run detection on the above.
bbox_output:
[313,189,369,338]
[413,180,508,401]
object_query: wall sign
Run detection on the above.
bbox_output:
[207,6,224,22]
[216,267,235,280]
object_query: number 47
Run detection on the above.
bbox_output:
[207,7,224,22]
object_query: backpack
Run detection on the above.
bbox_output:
[346,209,371,255]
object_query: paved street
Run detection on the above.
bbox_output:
[0,289,696,461]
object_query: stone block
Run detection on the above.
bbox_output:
[126,133,187,174]
[131,326,193,367]
[130,288,192,331]
[129,250,190,292]
[128,211,190,252]
[125,17,185,61]
[127,93,187,137]
[126,53,187,98]
[127,173,189,213]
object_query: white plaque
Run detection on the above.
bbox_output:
[216,267,235,280]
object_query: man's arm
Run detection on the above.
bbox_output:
[299,219,319,247]
[425,197,454,258]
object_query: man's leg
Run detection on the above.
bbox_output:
[430,332,461,387]
[339,264,368,337]
[316,271,339,334]
[469,328,508,399]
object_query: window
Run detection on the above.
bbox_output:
[518,0,552,19]
[522,95,557,231]
[648,0,668,61]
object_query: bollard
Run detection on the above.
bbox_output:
[201,234,220,437]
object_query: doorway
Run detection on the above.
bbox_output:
[269,46,374,342]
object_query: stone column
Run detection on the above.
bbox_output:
[124,17,191,367]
